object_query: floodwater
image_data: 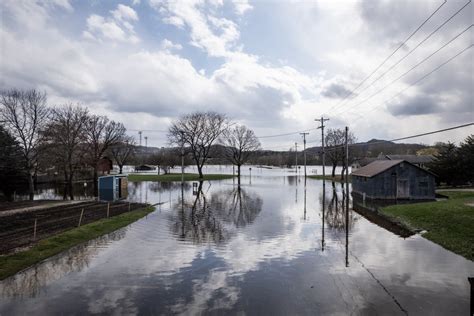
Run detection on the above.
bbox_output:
[1,167,473,315]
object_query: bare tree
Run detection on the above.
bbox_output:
[220,124,260,186]
[85,115,126,196]
[110,136,136,174]
[43,104,89,200]
[168,112,227,178]
[325,128,355,178]
[0,89,50,200]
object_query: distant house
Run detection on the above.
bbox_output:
[351,157,377,171]
[351,160,436,200]
[97,157,113,175]
[134,164,155,171]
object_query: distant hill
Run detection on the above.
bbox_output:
[305,139,428,158]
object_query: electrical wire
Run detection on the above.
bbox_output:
[348,43,473,124]
[333,1,473,116]
[336,25,473,115]
[324,0,448,115]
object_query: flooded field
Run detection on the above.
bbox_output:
[1,168,473,315]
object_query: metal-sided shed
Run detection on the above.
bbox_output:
[351,160,436,200]
[98,175,128,202]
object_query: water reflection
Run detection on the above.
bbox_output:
[323,182,357,231]
[1,174,473,315]
[169,182,263,245]
[0,230,126,298]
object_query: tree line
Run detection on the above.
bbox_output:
[0,91,263,200]
[0,89,133,200]
[428,135,474,186]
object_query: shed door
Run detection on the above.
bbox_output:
[397,179,409,198]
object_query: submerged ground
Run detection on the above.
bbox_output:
[0,166,472,315]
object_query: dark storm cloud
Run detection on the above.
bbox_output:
[322,83,352,99]
[388,94,442,116]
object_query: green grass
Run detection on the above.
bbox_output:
[0,206,154,280]
[380,191,474,261]
[308,175,350,183]
[128,173,235,182]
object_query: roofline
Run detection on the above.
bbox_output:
[352,160,437,178]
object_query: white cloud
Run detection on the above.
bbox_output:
[1,0,471,147]
[111,4,138,22]
[160,39,183,51]
[83,4,139,43]
[231,0,253,15]
[151,0,240,57]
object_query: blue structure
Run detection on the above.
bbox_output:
[98,175,128,202]
[351,160,436,200]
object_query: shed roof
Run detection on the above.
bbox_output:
[351,160,404,178]
[385,154,434,164]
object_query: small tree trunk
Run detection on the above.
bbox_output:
[68,173,74,200]
[198,165,203,179]
[332,164,337,178]
[27,171,34,200]
[63,171,68,200]
[93,167,98,197]
[237,164,241,187]
[119,165,123,174]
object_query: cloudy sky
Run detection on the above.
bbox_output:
[1,0,472,149]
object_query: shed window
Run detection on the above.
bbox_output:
[419,181,428,187]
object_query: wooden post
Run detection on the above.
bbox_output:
[33,218,37,240]
[107,202,110,218]
[78,208,84,227]
[469,277,473,316]
[128,201,131,212]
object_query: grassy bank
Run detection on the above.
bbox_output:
[128,173,235,182]
[308,175,350,183]
[0,206,154,280]
[380,191,474,260]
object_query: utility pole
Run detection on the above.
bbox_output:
[316,117,330,179]
[345,126,349,183]
[138,131,142,147]
[345,125,350,267]
[300,132,309,177]
[180,131,185,184]
[295,142,298,174]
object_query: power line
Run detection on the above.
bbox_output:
[323,123,473,153]
[324,0,448,115]
[334,0,473,115]
[349,43,473,124]
[336,25,473,114]
[256,127,318,139]
[128,129,168,133]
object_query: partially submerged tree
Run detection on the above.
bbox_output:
[85,115,126,196]
[220,124,261,186]
[110,136,136,174]
[0,89,50,200]
[43,104,89,200]
[168,111,227,178]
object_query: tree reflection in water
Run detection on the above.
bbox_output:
[169,182,263,245]
[0,230,126,298]
[322,182,357,231]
